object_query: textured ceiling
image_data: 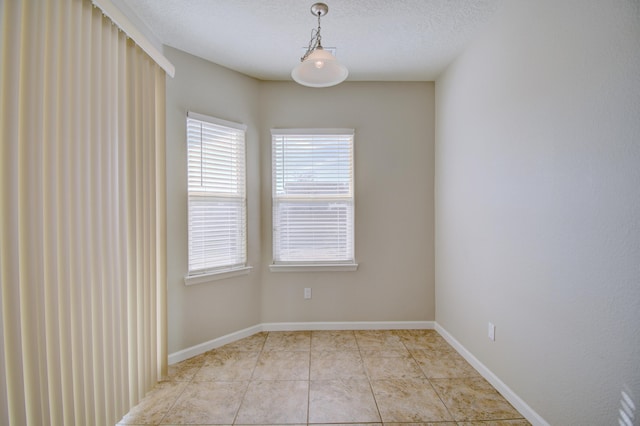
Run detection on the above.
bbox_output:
[122,0,501,81]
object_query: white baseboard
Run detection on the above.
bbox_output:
[168,320,433,364]
[435,323,549,426]
[168,324,262,364]
[261,320,434,332]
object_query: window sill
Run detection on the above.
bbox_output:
[269,263,358,272]
[184,266,252,286]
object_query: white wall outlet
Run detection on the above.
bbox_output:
[488,322,496,341]
[304,288,312,299]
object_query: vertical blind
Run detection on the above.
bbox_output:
[272,129,355,263]
[0,0,167,425]
[187,113,247,274]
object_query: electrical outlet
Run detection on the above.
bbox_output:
[488,322,496,341]
[304,288,312,299]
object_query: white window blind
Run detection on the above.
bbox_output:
[187,112,247,275]
[272,129,355,264]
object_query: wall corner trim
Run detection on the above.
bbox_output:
[434,322,550,426]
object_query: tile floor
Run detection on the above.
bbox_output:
[118,329,530,425]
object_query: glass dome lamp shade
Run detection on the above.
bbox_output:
[291,47,348,88]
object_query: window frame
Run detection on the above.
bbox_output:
[270,128,358,272]
[184,111,251,285]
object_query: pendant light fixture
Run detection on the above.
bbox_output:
[291,3,348,88]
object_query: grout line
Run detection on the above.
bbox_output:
[357,330,384,424]
[402,331,459,423]
[427,375,457,423]
[155,377,192,425]
[231,332,267,425]
[154,351,210,423]
[396,330,457,424]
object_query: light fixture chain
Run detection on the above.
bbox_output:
[301,9,323,61]
[316,11,322,46]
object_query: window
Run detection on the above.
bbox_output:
[271,129,357,271]
[186,112,248,282]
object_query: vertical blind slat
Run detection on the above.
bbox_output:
[20,0,46,423]
[0,0,25,420]
[56,2,75,423]
[43,0,63,423]
[155,65,168,380]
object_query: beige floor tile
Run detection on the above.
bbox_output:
[194,350,259,381]
[362,351,425,380]
[311,330,359,351]
[395,329,453,351]
[118,381,188,424]
[235,380,308,424]
[384,423,457,426]
[159,381,247,424]
[309,379,381,423]
[384,422,458,426]
[310,350,366,380]
[411,348,479,379]
[370,378,453,423]
[310,424,381,426]
[263,331,311,351]
[164,353,207,382]
[360,348,411,358]
[430,377,524,422]
[458,420,531,426]
[221,332,268,352]
[354,330,406,350]
[252,350,310,380]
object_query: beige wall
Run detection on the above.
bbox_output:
[165,48,435,352]
[165,47,262,353]
[259,82,435,323]
[435,0,640,424]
